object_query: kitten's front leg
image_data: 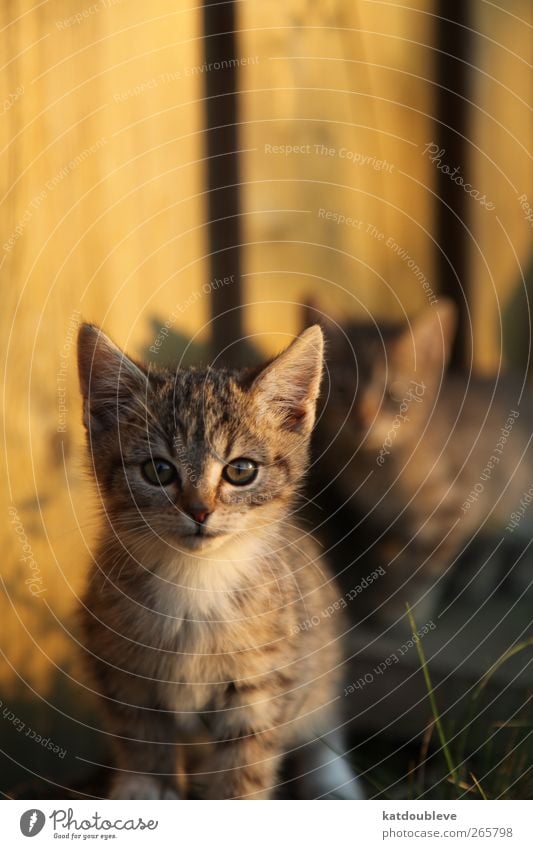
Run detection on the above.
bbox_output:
[105,705,181,800]
[204,681,291,799]
[206,725,285,800]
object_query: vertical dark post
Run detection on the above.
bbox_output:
[435,3,471,369]
[203,0,244,366]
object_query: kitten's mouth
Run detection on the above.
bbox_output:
[178,527,228,548]
[188,528,224,538]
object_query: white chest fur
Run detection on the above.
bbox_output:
[148,540,259,714]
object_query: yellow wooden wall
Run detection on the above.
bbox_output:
[0,0,205,699]
[0,0,531,710]
[470,0,533,373]
[241,0,439,345]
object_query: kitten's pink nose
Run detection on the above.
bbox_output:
[187,506,210,525]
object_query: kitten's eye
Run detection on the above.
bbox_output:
[222,458,258,486]
[141,458,178,486]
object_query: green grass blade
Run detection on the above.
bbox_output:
[473,638,533,700]
[470,772,488,800]
[406,603,458,783]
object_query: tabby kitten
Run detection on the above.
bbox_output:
[77,323,360,800]
[306,299,533,622]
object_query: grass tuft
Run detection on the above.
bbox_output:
[406,603,458,783]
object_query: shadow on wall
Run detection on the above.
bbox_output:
[142,316,264,369]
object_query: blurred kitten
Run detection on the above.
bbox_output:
[77,323,361,800]
[305,299,532,622]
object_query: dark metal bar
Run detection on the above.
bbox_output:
[435,3,472,369]
[202,0,244,366]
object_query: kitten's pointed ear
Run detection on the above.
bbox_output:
[251,325,324,432]
[393,299,457,371]
[77,323,147,432]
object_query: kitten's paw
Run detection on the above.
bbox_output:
[109,774,179,800]
[286,737,365,800]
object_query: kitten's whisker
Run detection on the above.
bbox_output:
[295,491,324,511]
[252,531,312,622]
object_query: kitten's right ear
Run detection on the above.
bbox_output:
[77,323,147,432]
[250,325,324,433]
[392,299,458,372]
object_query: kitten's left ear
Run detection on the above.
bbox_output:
[77,323,148,432]
[251,325,324,432]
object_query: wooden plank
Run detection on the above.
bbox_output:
[202,0,244,365]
